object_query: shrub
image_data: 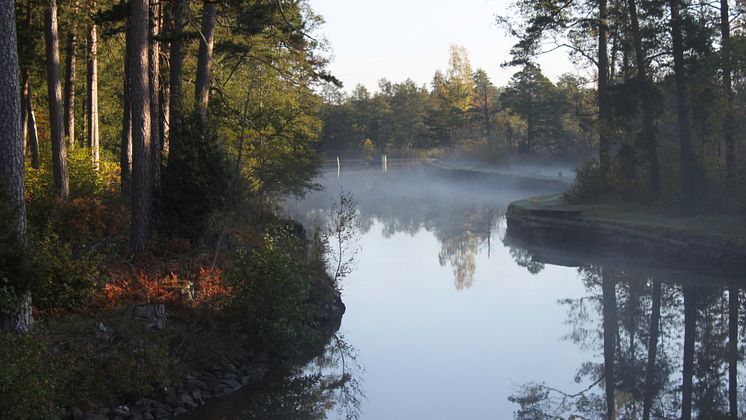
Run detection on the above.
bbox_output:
[228,226,316,353]
[0,334,56,419]
[29,226,104,312]
[564,160,607,204]
[160,115,230,243]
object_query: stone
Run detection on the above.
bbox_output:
[221,378,242,391]
[178,393,198,410]
[70,407,85,420]
[110,405,130,417]
[190,389,203,405]
[142,413,154,420]
[173,407,188,416]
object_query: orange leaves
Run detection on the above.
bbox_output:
[99,266,230,309]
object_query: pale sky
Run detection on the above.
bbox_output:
[309,0,582,94]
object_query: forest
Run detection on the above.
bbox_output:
[323,0,746,213]
[1,0,746,418]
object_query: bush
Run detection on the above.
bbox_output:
[0,334,56,419]
[228,225,316,353]
[160,115,230,243]
[564,160,607,203]
[28,226,103,312]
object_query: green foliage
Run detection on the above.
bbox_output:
[228,225,317,353]
[48,313,174,408]
[564,161,607,204]
[28,226,103,312]
[0,334,56,419]
[161,114,230,242]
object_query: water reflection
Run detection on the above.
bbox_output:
[185,334,365,420]
[505,237,746,419]
[286,166,556,290]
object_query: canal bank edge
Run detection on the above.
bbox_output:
[505,194,746,277]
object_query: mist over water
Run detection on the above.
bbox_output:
[195,163,746,419]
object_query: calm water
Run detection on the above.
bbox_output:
[194,165,746,419]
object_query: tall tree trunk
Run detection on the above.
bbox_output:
[729,286,738,419]
[598,0,611,175]
[129,0,153,255]
[45,0,69,200]
[0,0,31,332]
[643,280,662,420]
[721,0,736,197]
[21,69,29,152]
[27,88,40,170]
[168,0,185,164]
[602,273,617,420]
[194,0,216,121]
[63,0,77,150]
[20,2,32,151]
[628,0,660,200]
[149,1,161,195]
[669,0,695,214]
[86,20,99,169]
[681,284,696,420]
[121,20,133,194]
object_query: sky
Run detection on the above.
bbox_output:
[308,0,581,94]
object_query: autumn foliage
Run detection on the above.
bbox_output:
[100,266,231,309]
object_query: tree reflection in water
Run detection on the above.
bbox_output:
[284,167,546,291]
[191,334,365,420]
[506,248,745,419]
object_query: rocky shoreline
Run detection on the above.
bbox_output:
[62,296,346,420]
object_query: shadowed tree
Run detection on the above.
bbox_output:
[194,0,216,121]
[86,4,99,169]
[0,0,31,332]
[63,0,78,149]
[45,0,70,199]
[627,0,660,200]
[167,0,186,164]
[129,0,153,254]
[121,18,133,193]
[668,0,696,214]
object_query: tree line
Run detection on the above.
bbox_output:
[503,0,746,212]
[320,45,598,161]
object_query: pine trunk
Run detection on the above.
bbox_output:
[121,20,133,194]
[598,0,611,175]
[669,0,695,214]
[63,31,76,148]
[721,0,735,196]
[628,0,660,200]
[44,0,69,200]
[129,0,153,255]
[149,1,161,195]
[0,0,31,332]
[168,0,185,163]
[87,21,99,169]
[194,1,216,121]
[27,88,40,170]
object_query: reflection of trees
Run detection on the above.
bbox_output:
[285,168,509,290]
[510,265,745,419]
[198,334,365,420]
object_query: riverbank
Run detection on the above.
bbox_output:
[1,214,346,420]
[423,159,573,191]
[505,194,746,276]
